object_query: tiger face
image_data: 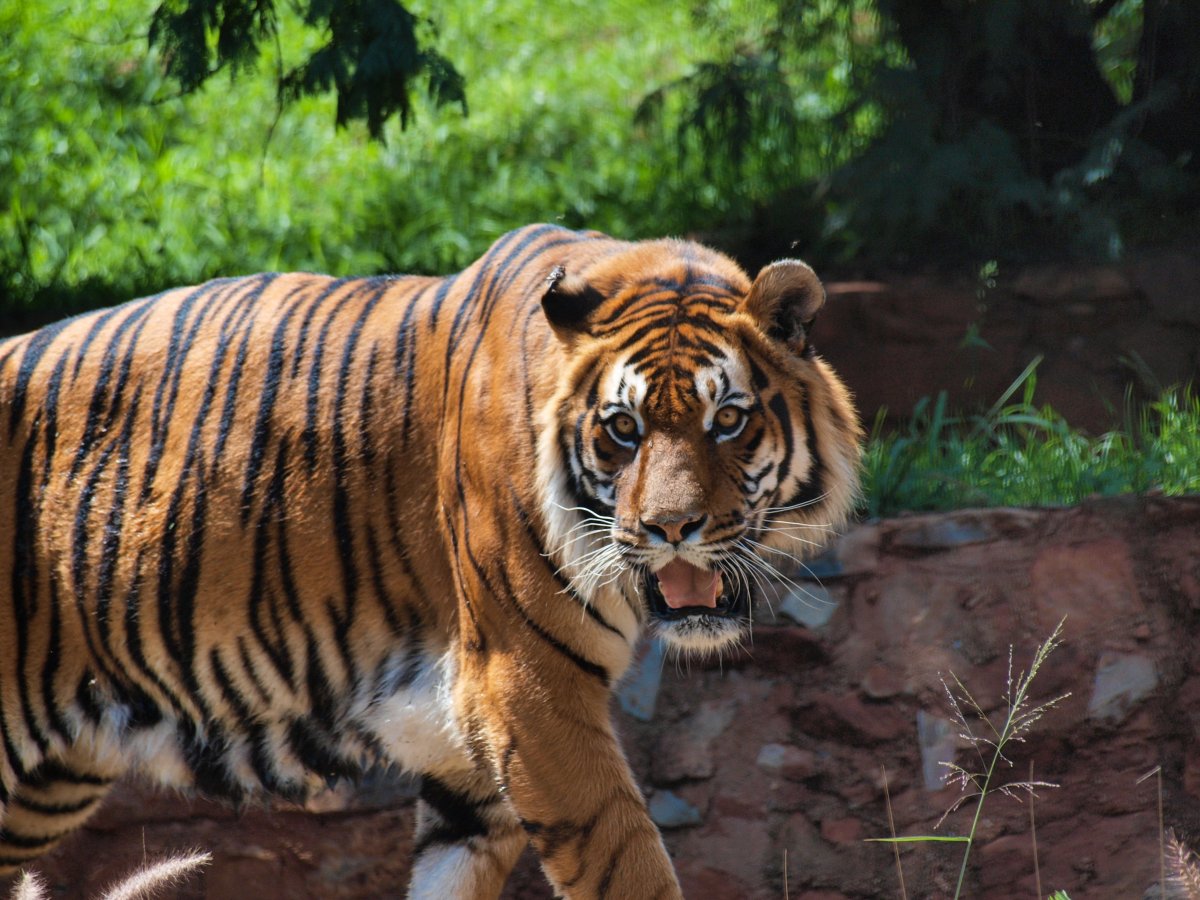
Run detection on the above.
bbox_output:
[537,243,861,656]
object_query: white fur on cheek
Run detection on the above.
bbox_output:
[534,384,641,662]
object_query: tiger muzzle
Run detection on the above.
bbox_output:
[644,559,749,621]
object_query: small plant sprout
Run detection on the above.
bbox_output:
[870,619,1070,900]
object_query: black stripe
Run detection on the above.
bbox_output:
[94,384,142,650]
[286,716,359,783]
[13,412,48,755]
[358,343,379,465]
[302,281,366,471]
[414,776,489,856]
[68,301,156,482]
[509,486,625,640]
[211,274,279,476]
[438,226,538,403]
[248,438,298,688]
[327,283,390,682]
[363,527,410,637]
[235,636,274,707]
[240,280,318,523]
[395,282,434,446]
[139,280,238,504]
[11,793,101,816]
[0,829,60,850]
[481,546,610,684]
[7,318,73,436]
[179,721,244,800]
[597,833,636,899]
[787,391,826,507]
[122,547,186,721]
[746,355,770,391]
[31,760,111,787]
[209,648,288,795]
[768,392,795,493]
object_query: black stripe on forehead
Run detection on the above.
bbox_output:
[610,302,739,375]
[589,275,741,335]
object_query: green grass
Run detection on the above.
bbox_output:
[862,361,1200,518]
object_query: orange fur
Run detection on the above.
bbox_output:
[0,226,860,897]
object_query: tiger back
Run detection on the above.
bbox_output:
[0,224,861,898]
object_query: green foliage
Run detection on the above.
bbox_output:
[149,0,276,92]
[645,0,1199,262]
[148,0,466,138]
[862,362,1200,517]
[0,0,733,329]
[634,0,891,250]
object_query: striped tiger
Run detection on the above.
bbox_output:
[0,224,861,898]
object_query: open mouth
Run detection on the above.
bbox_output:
[644,558,749,621]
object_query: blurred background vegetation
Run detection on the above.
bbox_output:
[1,0,1197,512]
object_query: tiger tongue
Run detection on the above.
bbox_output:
[654,558,721,609]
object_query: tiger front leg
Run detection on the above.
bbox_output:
[407,767,527,900]
[463,651,683,900]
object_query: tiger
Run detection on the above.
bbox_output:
[0,224,861,898]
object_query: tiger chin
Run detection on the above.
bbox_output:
[0,225,860,898]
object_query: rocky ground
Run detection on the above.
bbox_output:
[18,493,1200,899]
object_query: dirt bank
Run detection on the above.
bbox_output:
[816,246,1200,434]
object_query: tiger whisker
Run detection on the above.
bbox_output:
[734,540,833,613]
[761,493,830,514]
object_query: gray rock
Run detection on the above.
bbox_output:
[617,638,665,722]
[831,523,880,575]
[777,584,838,629]
[890,516,994,551]
[648,790,703,828]
[756,743,818,781]
[654,699,738,782]
[1087,653,1158,723]
[756,743,788,770]
[794,550,844,581]
[917,710,959,791]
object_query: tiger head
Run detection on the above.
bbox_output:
[536,240,861,656]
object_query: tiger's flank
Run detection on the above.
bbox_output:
[0,224,861,898]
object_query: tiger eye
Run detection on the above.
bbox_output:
[611,414,638,439]
[715,406,742,430]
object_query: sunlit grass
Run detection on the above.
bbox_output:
[862,361,1200,517]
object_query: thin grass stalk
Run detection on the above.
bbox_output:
[952,622,1065,899]
[1138,766,1166,899]
[1029,760,1041,900]
[882,765,908,900]
[1160,769,1166,900]
[952,728,1004,899]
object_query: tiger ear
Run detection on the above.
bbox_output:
[541,265,606,340]
[742,260,826,352]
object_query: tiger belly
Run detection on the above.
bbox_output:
[81,648,471,799]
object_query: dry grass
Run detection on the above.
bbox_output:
[7,852,210,900]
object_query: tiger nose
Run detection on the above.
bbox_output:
[641,512,707,545]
